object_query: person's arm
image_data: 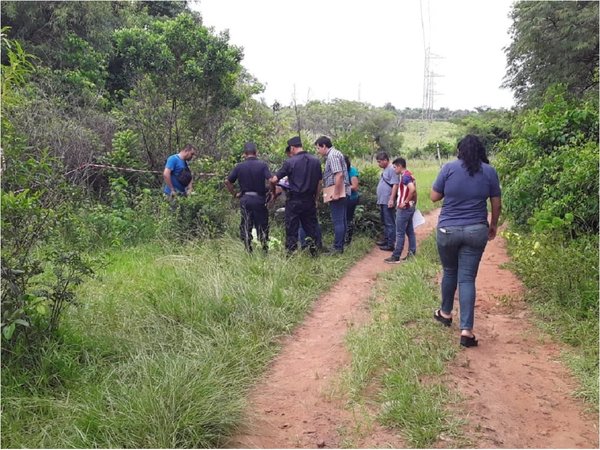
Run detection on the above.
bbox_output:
[163,167,176,197]
[332,171,344,199]
[488,196,502,240]
[186,179,193,195]
[224,179,239,198]
[430,189,443,202]
[350,175,359,193]
[399,182,416,208]
[388,184,398,208]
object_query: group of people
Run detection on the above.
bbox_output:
[163,134,502,348]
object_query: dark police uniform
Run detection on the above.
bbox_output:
[227,156,272,252]
[275,137,322,254]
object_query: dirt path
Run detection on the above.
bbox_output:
[440,226,599,449]
[229,210,598,449]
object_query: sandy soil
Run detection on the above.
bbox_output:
[228,210,598,448]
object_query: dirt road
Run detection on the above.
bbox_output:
[229,210,598,448]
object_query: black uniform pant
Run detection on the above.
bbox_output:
[285,194,320,254]
[240,195,269,252]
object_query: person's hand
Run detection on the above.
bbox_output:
[235,192,241,199]
[488,224,497,240]
[169,191,177,200]
[332,192,340,201]
[387,199,394,208]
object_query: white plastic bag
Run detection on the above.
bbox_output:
[412,209,425,228]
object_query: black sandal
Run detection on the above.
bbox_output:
[460,334,478,347]
[434,309,452,327]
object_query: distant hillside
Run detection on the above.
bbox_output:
[402,120,460,150]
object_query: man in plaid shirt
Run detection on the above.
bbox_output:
[315,136,351,254]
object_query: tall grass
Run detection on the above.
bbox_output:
[1,233,372,448]
[342,236,464,448]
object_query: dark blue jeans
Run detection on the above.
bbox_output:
[345,196,359,244]
[392,206,416,259]
[329,197,348,251]
[436,223,489,330]
[379,204,396,247]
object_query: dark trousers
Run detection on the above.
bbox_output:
[345,196,359,244]
[240,195,269,252]
[285,194,319,254]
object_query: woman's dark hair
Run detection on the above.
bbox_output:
[344,155,351,171]
[457,135,485,176]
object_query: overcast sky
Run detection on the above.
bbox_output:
[192,0,516,110]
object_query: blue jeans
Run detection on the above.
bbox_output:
[379,204,396,247]
[392,206,416,258]
[436,223,489,330]
[329,197,348,251]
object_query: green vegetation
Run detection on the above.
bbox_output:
[2,0,598,447]
[2,236,373,448]
[496,87,599,407]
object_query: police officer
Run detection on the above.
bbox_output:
[270,136,322,255]
[225,142,272,253]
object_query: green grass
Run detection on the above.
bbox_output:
[341,236,468,448]
[1,231,373,448]
[402,120,461,150]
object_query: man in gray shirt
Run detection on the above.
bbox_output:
[315,136,351,254]
[375,151,399,250]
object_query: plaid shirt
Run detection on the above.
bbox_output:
[323,147,351,196]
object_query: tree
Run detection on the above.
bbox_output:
[113,13,244,159]
[503,1,599,107]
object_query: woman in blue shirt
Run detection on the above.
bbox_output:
[430,135,502,348]
[344,155,360,245]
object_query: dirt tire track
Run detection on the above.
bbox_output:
[229,211,598,448]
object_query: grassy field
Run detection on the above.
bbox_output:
[1,231,375,448]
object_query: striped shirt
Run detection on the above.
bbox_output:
[396,169,416,208]
[323,147,351,196]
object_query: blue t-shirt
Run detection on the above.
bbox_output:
[348,166,360,201]
[376,164,399,205]
[432,159,501,227]
[163,154,189,195]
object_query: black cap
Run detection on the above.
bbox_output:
[287,136,302,147]
[243,141,257,153]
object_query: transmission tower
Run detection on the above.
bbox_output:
[419,0,442,147]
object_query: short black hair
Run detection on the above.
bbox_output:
[392,157,406,168]
[314,136,333,148]
[376,151,389,161]
[344,155,351,170]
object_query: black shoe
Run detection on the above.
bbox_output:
[375,239,386,246]
[401,252,415,261]
[434,309,452,327]
[460,334,478,347]
[323,248,343,256]
[384,255,401,264]
[379,245,395,251]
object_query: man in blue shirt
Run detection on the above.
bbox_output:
[375,151,399,251]
[163,144,197,198]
